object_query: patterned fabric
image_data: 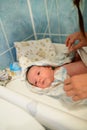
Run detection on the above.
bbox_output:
[14,38,56,62]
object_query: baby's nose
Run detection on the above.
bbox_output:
[38,77,43,84]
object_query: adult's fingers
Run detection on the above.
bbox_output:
[64,78,71,84]
[65,37,75,49]
[64,84,73,91]
[65,37,70,46]
[72,95,80,101]
[66,90,74,96]
[64,78,73,91]
[69,41,84,51]
[72,93,87,101]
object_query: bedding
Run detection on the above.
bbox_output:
[4,79,87,130]
[18,43,87,106]
[0,89,45,130]
[14,38,56,62]
[14,38,75,70]
[18,44,75,77]
[0,42,87,130]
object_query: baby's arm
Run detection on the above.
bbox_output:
[63,60,87,77]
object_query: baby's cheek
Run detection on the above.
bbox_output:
[44,79,52,88]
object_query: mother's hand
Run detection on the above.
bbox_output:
[65,32,87,51]
[64,74,87,101]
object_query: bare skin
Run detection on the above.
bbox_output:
[64,32,87,101]
[64,74,87,101]
[65,32,87,52]
[27,66,54,89]
[63,61,87,77]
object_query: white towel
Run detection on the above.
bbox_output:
[77,47,87,66]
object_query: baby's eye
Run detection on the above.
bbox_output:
[37,72,40,75]
[35,81,37,85]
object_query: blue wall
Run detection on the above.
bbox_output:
[0,0,87,69]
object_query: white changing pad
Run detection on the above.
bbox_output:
[0,95,45,130]
[5,78,87,130]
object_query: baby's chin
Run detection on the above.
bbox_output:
[40,85,50,89]
[39,85,50,89]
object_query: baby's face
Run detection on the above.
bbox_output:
[27,66,54,88]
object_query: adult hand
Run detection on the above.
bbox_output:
[65,32,87,52]
[64,74,87,101]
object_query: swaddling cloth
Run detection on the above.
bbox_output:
[26,66,87,106]
[26,67,72,104]
[26,67,67,95]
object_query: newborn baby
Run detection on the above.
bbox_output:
[26,60,87,106]
[26,60,87,89]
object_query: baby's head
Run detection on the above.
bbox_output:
[26,65,54,89]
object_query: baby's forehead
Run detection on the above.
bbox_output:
[32,66,40,70]
[29,65,48,73]
[29,66,40,73]
[27,66,38,79]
